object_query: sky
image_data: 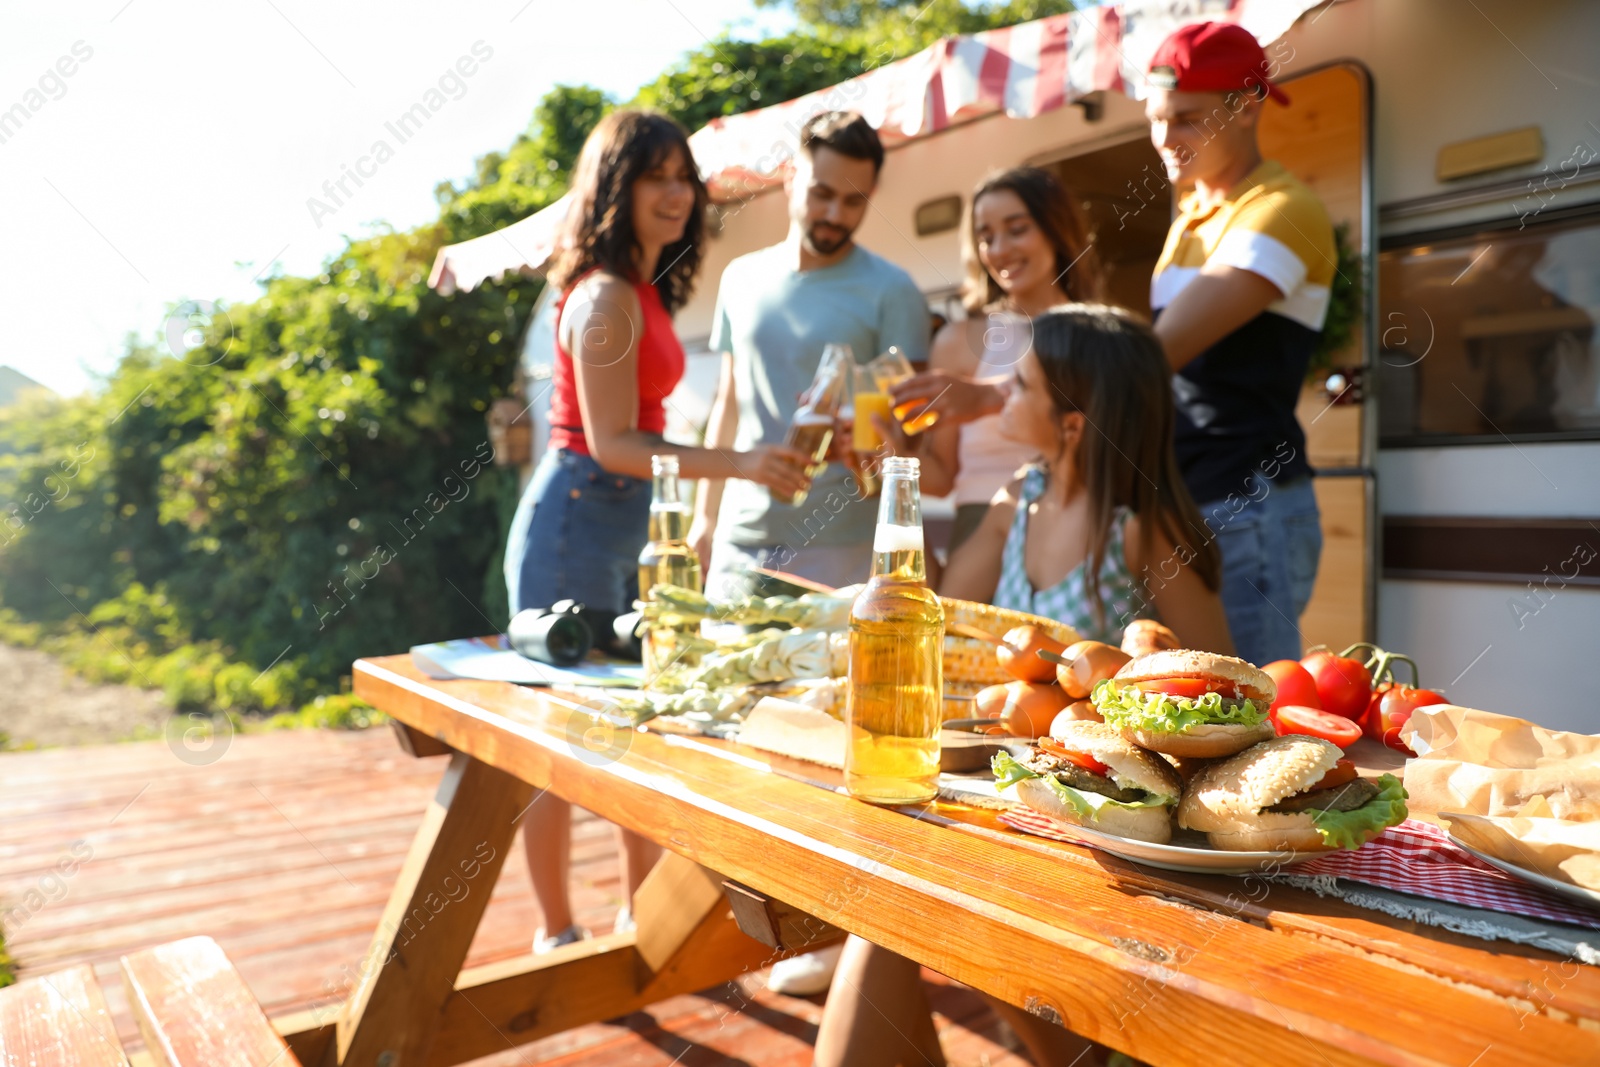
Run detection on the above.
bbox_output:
[2,0,794,397]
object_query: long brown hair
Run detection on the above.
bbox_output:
[548,109,708,314]
[962,166,1102,314]
[1029,304,1221,632]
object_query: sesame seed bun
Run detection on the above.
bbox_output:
[1014,778,1176,844]
[1121,721,1277,759]
[1046,721,1184,800]
[1115,650,1277,704]
[1177,735,1345,853]
[1011,722,1183,844]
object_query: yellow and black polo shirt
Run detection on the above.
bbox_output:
[1151,160,1336,504]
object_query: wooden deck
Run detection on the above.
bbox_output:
[0,728,1030,1066]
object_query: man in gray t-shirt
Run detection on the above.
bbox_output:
[692,111,930,597]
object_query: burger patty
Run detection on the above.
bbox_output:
[1022,751,1146,803]
[1266,777,1381,815]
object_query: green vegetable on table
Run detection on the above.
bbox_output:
[640,585,853,631]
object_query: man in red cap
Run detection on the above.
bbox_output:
[1143,20,1335,665]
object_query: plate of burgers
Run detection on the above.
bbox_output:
[993,650,1409,874]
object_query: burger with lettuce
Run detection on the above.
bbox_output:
[992,721,1184,843]
[1178,734,1409,852]
[1093,650,1276,758]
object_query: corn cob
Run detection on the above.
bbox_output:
[640,585,853,630]
[938,597,1079,647]
[940,634,1011,689]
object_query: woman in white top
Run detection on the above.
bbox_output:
[913,166,1103,553]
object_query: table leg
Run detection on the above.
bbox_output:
[324,751,534,1067]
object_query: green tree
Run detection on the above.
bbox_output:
[633,34,871,134]
[758,0,1075,54]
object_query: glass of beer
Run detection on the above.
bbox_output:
[867,347,939,434]
[850,365,888,497]
[781,344,850,506]
[845,456,943,805]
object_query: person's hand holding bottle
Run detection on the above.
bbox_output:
[738,443,814,501]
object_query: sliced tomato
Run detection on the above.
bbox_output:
[1037,737,1111,777]
[1132,678,1212,700]
[1273,705,1363,749]
[1310,758,1358,791]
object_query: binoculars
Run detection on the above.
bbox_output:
[507,600,642,666]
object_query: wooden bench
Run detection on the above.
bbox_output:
[0,963,129,1065]
[120,936,301,1067]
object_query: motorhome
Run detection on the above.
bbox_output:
[439,0,1600,729]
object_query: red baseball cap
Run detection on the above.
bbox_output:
[1146,21,1290,105]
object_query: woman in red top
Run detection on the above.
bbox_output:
[505,109,810,952]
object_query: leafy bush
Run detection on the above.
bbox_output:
[0,0,1064,721]
[261,693,386,732]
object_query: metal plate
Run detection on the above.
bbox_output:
[1448,832,1600,911]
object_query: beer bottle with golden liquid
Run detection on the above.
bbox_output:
[638,454,702,680]
[845,456,943,804]
[781,343,851,507]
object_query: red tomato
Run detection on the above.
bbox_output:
[1310,758,1358,791]
[1274,705,1364,749]
[1262,660,1320,713]
[1132,678,1212,699]
[1360,684,1390,742]
[1373,685,1446,755]
[1038,737,1112,777]
[1302,653,1372,720]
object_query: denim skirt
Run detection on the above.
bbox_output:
[504,448,651,616]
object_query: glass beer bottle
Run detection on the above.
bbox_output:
[638,454,702,680]
[781,343,851,507]
[845,456,944,804]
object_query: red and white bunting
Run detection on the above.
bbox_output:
[431,0,1323,293]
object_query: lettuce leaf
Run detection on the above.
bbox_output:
[990,751,1175,815]
[1308,773,1409,850]
[1092,679,1268,734]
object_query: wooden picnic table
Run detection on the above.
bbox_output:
[276,654,1600,1067]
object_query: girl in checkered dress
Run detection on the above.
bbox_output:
[940,304,1234,652]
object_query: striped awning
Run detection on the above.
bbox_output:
[430,0,1323,293]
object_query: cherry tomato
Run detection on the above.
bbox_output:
[1132,678,1212,700]
[1373,685,1446,755]
[1038,737,1112,777]
[1262,660,1320,713]
[1302,652,1372,720]
[1274,705,1363,749]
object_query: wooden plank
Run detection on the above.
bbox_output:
[120,936,301,1067]
[630,853,726,973]
[391,720,453,759]
[354,655,1600,1067]
[0,963,130,1066]
[273,1009,333,1067]
[416,903,796,1065]
[721,881,845,954]
[325,752,533,1066]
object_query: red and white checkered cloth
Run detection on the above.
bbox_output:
[999,810,1600,930]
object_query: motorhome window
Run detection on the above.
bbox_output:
[1377,213,1600,447]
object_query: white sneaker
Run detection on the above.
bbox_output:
[765,943,845,996]
[532,923,587,954]
[613,905,635,934]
